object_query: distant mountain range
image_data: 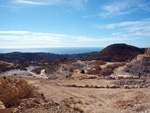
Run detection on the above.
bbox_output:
[64,52,97,58]
[0,43,146,63]
[0,52,66,63]
[0,51,97,63]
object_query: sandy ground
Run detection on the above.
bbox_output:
[1,62,150,113]
[23,76,150,113]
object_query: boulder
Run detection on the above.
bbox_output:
[123,85,130,89]
[0,101,5,109]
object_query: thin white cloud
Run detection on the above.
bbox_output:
[100,0,132,18]
[0,31,131,47]
[95,18,150,41]
[83,0,150,19]
[0,36,21,41]
[0,31,30,34]
[75,36,131,42]
[0,5,18,8]
[96,18,150,30]
[134,32,150,36]
[13,0,88,9]
[82,14,98,19]
[126,26,150,32]
[112,33,120,35]
[14,0,46,5]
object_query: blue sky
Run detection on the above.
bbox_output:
[0,0,150,48]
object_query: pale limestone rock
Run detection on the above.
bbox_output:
[0,101,6,109]
[145,48,150,55]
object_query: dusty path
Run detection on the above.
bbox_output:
[24,77,150,113]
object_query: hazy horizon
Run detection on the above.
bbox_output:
[0,47,104,54]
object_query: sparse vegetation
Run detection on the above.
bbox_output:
[0,45,150,113]
[81,44,145,62]
[0,53,77,73]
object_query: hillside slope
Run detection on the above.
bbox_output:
[81,43,145,62]
[125,48,150,77]
[0,52,67,63]
[0,52,76,72]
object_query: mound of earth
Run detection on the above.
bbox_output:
[0,76,83,113]
[125,48,150,77]
[81,43,145,62]
[0,76,34,108]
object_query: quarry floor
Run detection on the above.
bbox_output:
[1,61,150,113]
[23,76,150,113]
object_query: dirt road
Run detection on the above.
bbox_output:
[24,77,150,113]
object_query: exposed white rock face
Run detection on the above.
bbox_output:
[40,69,48,79]
[0,101,5,109]
[145,48,150,56]
[125,48,150,77]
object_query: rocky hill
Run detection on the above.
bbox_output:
[81,43,145,62]
[125,48,150,77]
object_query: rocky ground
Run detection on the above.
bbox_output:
[1,70,150,113]
[22,76,150,113]
[0,48,150,113]
[1,59,150,113]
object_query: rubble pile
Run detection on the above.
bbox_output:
[125,48,150,77]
